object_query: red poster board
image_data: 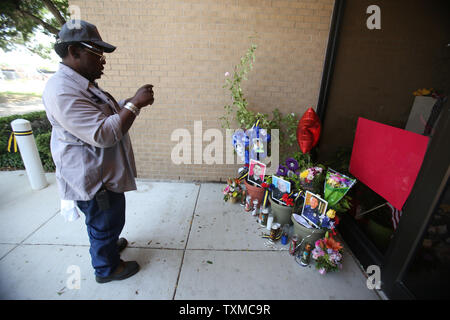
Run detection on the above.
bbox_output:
[349,118,429,210]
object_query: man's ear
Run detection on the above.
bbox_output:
[67,44,82,59]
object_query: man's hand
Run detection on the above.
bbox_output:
[129,84,154,109]
[119,84,154,135]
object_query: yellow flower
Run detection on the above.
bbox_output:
[232,191,238,197]
[300,170,309,179]
[414,88,433,96]
[326,209,336,219]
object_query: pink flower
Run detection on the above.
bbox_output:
[318,268,326,275]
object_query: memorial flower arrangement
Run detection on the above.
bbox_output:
[299,166,323,184]
[223,178,244,203]
[323,168,356,206]
[312,232,344,274]
[298,165,326,194]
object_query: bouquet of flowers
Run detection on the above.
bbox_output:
[323,169,356,206]
[298,166,325,193]
[223,178,244,203]
[312,232,344,274]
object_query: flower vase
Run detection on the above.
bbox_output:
[291,214,326,245]
[244,179,265,208]
[269,197,294,225]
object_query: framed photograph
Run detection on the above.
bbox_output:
[252,137,264,153]
[300,191,328,228]
[271,175,291,203]
[248,159,266,187]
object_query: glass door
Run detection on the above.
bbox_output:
[401,180,450,299]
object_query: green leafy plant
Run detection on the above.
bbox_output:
[292,151,313,172]
[35,131,55,171]
[0,0,69,57]
[220,43,258,130]
[220,43,300,158]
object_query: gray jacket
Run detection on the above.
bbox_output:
[42,63,137,200]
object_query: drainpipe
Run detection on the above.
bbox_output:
[10,119,48,190]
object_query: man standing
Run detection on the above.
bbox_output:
[42,20,154,283]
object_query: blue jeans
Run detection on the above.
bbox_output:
[77,190,126,277]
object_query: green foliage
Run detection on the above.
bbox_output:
[35,131,55,171]
[312,165,327,196]
[292,151,313,172]
[330,195,352,213]
[284,173,302,194]
[220,43,300,157]
[0,111,55,172]
[0,0,69,56]
[220,43,258,130]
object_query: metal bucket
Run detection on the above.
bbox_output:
[269,197,294,225]
[291,214,326,248]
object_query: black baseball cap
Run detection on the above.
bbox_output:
[55,20,116,53]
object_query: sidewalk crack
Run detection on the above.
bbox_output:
[172,183,201,300]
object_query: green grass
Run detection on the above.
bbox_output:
[0,91,42,104]
[0,91,42,98]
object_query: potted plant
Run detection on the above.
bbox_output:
[268,157,301,225]
[269,193,295,225]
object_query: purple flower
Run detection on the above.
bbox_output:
[318,268,326,275]
[276,165,288,176]
[285,158,299,171]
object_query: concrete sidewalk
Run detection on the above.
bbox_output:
[0,170,381,300]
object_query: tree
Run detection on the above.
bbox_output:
[0,0,69,59]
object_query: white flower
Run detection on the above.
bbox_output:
[225,72,230,77]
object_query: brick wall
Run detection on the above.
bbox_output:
[70,0,334,181]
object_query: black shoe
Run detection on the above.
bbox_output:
[117,238,128,253]
[95,260,140,284]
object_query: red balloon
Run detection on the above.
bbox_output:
[296,107,321,153]
[298,131,313,154]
